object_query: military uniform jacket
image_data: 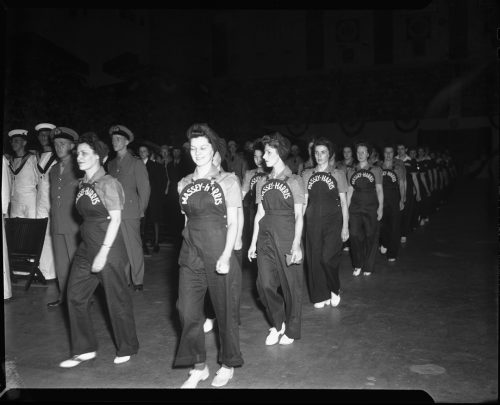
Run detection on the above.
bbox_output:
[49,157,82,235]
[107,151,151,219]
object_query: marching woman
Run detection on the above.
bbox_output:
[301,138,349,308]
[241,140,268,250]
[346,142,383,276]
[414,147,432,226]
[248,132,305,346]
[298,139,315,175]
[60,132,139,368]
[378,145,406,262]
[175,123,243,388]
[336,144,356,252]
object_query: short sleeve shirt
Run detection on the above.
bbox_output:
[302,166,348,196]
[255,165,305,205]
[86,167,125,211]
[178,165,242,208]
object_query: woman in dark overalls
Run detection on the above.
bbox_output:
[336,144,356,253]
[378,145,405,262]
[248,132,305,346]
[302,138,349,308]
[347,142,384,276]
[59,133,138,368]
[414,147,431,226]
[174,123,242,389]
[241,140,268,249]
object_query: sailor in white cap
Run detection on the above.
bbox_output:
[35,123,58,281]
[107,125,150,290]
[8,129,38,219]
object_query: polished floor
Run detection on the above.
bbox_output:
[2,178,498,402]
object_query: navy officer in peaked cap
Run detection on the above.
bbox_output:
[107,125,150,291]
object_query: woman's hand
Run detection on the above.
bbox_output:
[341,227,349,242]
[216,253,231,274]
[91,247,109,273]
[247,243,257,262]
[399,200,405,211]
[377,205,383,221]
[415,193,421,202]
[290,243,302,265]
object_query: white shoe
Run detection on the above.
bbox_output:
[265,322,285,345]
[330,292,341,307]
[113,355,130,364]
[203,318,215,333]
[211,367,234,387]
[59,351,96,368]
[380,245,387,254]
[343,246,350,252]
[279,334,294,345]
[363,271,372,276]
[181,366,209,389]
[388,257,396,262]
[353,268,361,276]
[313,302,325,308]
[400,236,407,243]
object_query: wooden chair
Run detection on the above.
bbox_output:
[5,217,48,290]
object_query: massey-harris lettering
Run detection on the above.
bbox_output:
[250,174,266,191]
[76,186,101,205]
[308,173,336,190]
[261,180,291,200]
[382,170,398,183]
[181,181,223,205]
[351,170,375,185]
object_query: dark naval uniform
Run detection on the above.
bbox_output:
[108,151,150,286]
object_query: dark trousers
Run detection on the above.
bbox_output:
[305,213,343,303]
[120,218,144,285]
[380,192,401,258]
[52,232,79,301]
[256,217,303,339]
[400,189,415,238]
[67,245,139,357]
[174,220,243,368]
[349,209,380,273]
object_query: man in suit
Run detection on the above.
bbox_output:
[107,125,150,291]
[48,127,82,307]
[138,144,167,254]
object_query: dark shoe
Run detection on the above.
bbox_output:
[47,299,63,307]
[134,284,143,291]
[153,244,160,253]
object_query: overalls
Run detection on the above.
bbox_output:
[380,166,401,258]
[67,180,139,357]
[175,175,243,368]
[416,160,430,220]
[349,167,380,273]
[305,170,343,303]
[256,175,303,339]
[243,171,268,247]
[400,159,416,238]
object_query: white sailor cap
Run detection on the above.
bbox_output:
[51,127,79,142]
[8,129,28,140]
[109,124,134,143]
[35,123,56,132]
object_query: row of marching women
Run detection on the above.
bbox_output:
[3,122,456,389]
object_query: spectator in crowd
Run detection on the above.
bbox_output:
[227,140,248,183]
[35,123,58,281]
[139,144,167,254]
[3,154,12,300]
[285,144,304,175]
[8,129,38,219]
[47,127,82,307]
[107,125,151,291]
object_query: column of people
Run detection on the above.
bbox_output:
[3,124,457,389]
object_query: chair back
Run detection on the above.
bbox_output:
[5,218,48,259]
